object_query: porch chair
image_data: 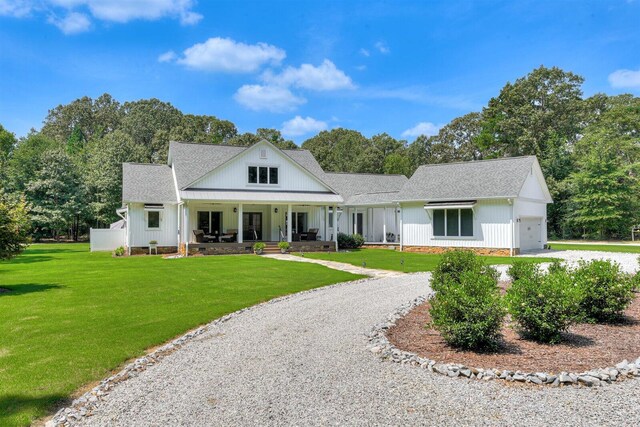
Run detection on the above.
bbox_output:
[220,229,238,243]
[193,229,216,243]
[301,228,319,241]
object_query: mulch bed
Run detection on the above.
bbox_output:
[387,285,640,373]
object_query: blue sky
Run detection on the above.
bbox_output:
[1,0,640,144]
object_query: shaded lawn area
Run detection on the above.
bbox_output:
[0,244,363,427]
[549,243,640,254]
[297,248,554,272]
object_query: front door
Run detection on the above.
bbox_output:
[243,212,262,241]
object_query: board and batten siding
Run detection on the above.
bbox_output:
[189,144,329,193]
[513,198,548,248]
[401,199,513,248]
[128,203,178,247]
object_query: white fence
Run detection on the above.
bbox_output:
[90,228,125,252]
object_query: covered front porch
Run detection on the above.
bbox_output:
[338,204,401,245]
[178,199,339,255]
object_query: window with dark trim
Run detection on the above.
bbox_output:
[433,208,473,237]
[248,166,278,185]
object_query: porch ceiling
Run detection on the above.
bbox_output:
[180,190,343,205]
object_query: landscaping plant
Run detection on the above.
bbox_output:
[337,232,365,250]
[506,265,583,343]
[277,241,290,253]
[431,249,497,293]
[113,246,125,257]
[430,270,506,350]
[253,242,266,254]
[572,259,635,323]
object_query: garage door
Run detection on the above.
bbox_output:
[520,217,542,251]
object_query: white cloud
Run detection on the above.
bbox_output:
[359,48,370,57]
[281,116,327,137]
[401,122,441,138]
[158,50,176,63]
[234,84,306,112]
[0,0,32,17]
[608,68,640,89]
[262,59,355,91]
[48,11,91,34]
[177,37,286,73]
[375,41,390,54]
[0,0,202,33]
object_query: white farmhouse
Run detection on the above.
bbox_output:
[107,139,551,256]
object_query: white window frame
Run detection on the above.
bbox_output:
[433,208,474,239]
[145,209,162,231]
[247,165,279,186]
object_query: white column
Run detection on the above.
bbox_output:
[184,204,189,255]
[237,203,243,243]
[399,205,404,251]
[333,205,338,251]
[383,207,387,243]
[354,208,358,235]
[324,205,329,242]
[287,204,292,242]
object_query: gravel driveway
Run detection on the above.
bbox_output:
[73,249,640,426]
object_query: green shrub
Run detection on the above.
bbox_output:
[337,233,365,249]
[149,240,158,245]
[277,241,290,251]
[506,267,582,343]
[430,270,506,350]
[547,258,566,275]
[253,242,266,253]
[573,260,635,323]
[431,249,497,293]
[113,246,125,257]
[507,260,540,282]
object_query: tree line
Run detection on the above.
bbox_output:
[0,66,639,242]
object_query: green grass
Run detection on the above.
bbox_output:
[549,243,640,253]
[0,244,363,427]
[297,248,554,273]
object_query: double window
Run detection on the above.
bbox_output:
[433,208,473,237]
[248,166,278,184]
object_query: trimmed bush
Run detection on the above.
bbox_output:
[431,249,497,293]
[573,259,635,323]
[277,241,290,251]
[430,270,506,350]
[506,267,582,343]
[113,246,125,257]
[337,233,365,250]
[507,260,540,282]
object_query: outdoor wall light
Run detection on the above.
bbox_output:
[274,208,278,213]
[233,207,237,213]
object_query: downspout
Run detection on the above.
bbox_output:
[508,198,514,257]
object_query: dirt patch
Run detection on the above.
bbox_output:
[387,289,640,373]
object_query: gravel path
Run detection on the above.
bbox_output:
[75,251,640,426]
[523,249,640,273]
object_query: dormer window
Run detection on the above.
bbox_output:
[248,166,278,185]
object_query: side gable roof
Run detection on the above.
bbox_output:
[324,172,408,205]
[396,156,549,202]
[122,163,178,203]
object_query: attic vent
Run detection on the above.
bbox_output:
[260,149,267,159]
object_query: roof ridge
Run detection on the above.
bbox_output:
[123,162,168,167]
[325,172,407,177]
[417,155,536,169]
[169,140,246,148]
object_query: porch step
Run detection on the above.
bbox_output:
[262,243,283,254]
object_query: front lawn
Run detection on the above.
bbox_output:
[0,244,362,427]
[549,243,640,254]
[297,248,553,272]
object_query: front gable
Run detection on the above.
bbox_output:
[517,159,552,202]
[188,141,334,193]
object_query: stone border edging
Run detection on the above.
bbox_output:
[367,294,640,388]
[47,276,374,427]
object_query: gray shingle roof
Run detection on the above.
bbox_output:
[396,156,537,202]
[122,163,177,203]
[168,141,333,191]
[324,173,409,205]
[168,141,245,189]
